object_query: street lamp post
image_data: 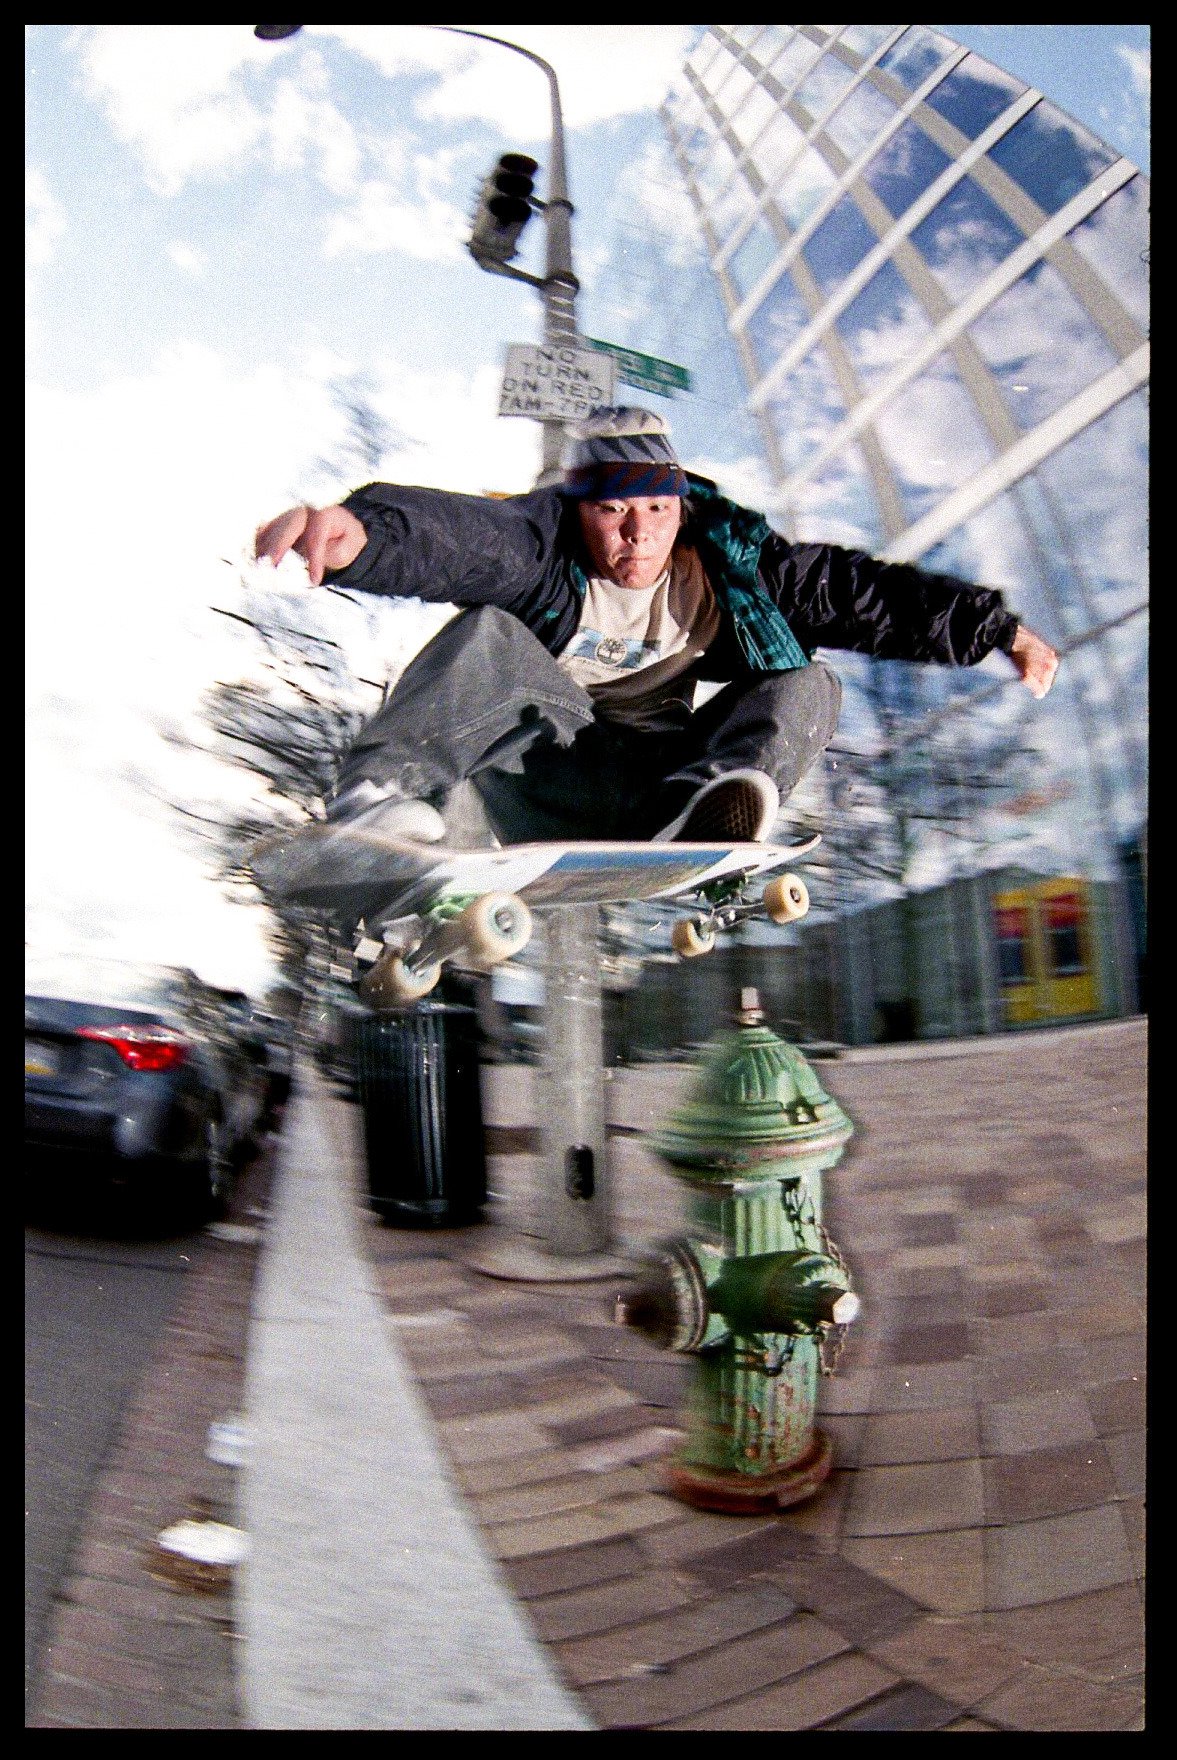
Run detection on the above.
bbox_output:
[255,26,624,1278]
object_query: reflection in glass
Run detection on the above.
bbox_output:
[1033,394,1149,631]
[794,52,858,123]
[715,60,757,117]
[727,219,782,303]
[1067,177,1150,334]
[833,260,934,396]
[785,440,883,550]
[872,350,994,525]
[710,171,758,247]
[823,79,897,161]
[696,43,738,98]
[839,25,901,61]
[745,266,813,375]
[862,118,952,218]
[875,26,956,92]
[967,260,1119,432]
[922,52,1025,139]
[753,109,808,187]
[764,345,848,475]
[730,81,780,150]
[774,147,840,229]
[910,176,1026,301]
[767,31,823,89]
[692,135,739,205]
[801,195,880,295]
[988,99,1119,216]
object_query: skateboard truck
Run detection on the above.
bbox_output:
[671,867,810,959]
[358,889,534,1008]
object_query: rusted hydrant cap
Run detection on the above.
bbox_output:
[651,989,853,1179]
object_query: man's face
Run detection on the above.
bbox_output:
[577,496,684,591]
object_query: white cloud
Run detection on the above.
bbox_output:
[167,240,206,276]
[323,177,466,263]
[26,167,66,267]
[1115,41,1151,103]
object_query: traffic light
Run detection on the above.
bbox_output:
[468,153,539,267]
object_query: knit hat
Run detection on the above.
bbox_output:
[561,406,689,499]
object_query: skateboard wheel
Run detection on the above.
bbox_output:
[359,951,442,1007]
[764,873,809,923]
[460,892,533,965]
[672,918,716,959]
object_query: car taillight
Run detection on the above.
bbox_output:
[78,1024,190,1071]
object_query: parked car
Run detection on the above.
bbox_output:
[24,955,270,1222]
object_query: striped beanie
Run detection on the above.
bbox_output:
[561,406,689,499]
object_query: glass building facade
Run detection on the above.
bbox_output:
[643,23,1148,1040]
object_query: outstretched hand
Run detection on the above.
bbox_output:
[253,503,368,586]
[1008,624,1059,699]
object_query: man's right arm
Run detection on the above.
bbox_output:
[254,503,369,585]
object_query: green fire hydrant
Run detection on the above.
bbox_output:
[616,989,859,1513]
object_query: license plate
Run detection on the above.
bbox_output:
[25,1038,58,1077]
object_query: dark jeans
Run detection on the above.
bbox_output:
[335,606,842,842]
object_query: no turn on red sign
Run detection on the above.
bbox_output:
[499,342,618,422]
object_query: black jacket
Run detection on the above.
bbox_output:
[329,474,1019,678]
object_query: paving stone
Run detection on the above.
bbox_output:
[984,1505,1136,1609]
[555,1580,799,1686]
[858,1406,980,1465]
[987,1583,1145,1673]
[980,1388,1099,1455]
[843,1528,985,1616]
[983,1440,1116,1523]
[660,1645,897,1731]
[975,1662,1145,1731]
[883,1323,972,1364]
[501,1537,646,1600]
[580,1615,862,1728]
[547,1403,664,1446]
[820,1679,961,1729]
[844,1459,985,1537]
[1085,1375,1146,1435]
[434,1408,555,1462]
[862,1612,1025,1706]
[979,1346,1087,1404]
[486,1492,682,1560]
[525,1569,696,1643]
[474,1465,650,1524]
[870,1361,979,1411]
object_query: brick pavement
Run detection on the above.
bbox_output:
[26,1015,1147,1730]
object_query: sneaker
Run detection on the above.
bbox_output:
[327,780,446,844]
[653,769,780,843]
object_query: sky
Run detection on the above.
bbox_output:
[25,25,1150,998]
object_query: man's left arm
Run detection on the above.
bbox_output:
[764,536,1059,697]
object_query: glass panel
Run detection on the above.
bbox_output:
[966,260,1120,433]
[1034,393,1149,631]
[717,60,757,115]
[794,51,858,123]
[744,267,814,376]
[749,26,799,70]
[839,25,901,61]
[710,171,758,247]
[686,33,722,80]
[774,147,839,227]
[697,44,740,99]
[875,26,956,92]
[786,440,884,550]
[753,109,809,186]
[692,135,740,205]
[768,31,824,89]
[822,79,897,161]
[764,344,849,474]
[871,350,995,526]
[988,99,1119,216]
[727,25,763,51]
[910,176,1027,302]
[801,195,880,295]
[1066,176,1150,335]
[922,52,1025,140]
[833,260,935,396]
[730,82,780,150]
[861,118,952,218]
[727,218,782,303]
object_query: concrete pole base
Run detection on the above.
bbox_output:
[662,1428,834,1513]
[465,1233,636,1283]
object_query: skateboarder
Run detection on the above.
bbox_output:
[254,406,1058,853]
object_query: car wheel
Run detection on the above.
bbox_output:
[182,1114,232,1225]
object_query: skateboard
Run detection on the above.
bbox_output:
[254,824,819,1007]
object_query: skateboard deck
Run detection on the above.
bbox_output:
[252,823,821,1006]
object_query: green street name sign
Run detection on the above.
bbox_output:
[586,338,692,397]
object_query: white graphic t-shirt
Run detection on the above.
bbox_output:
[556,544,720,731]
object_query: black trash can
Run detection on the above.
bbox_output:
[354,1000,488,1226]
